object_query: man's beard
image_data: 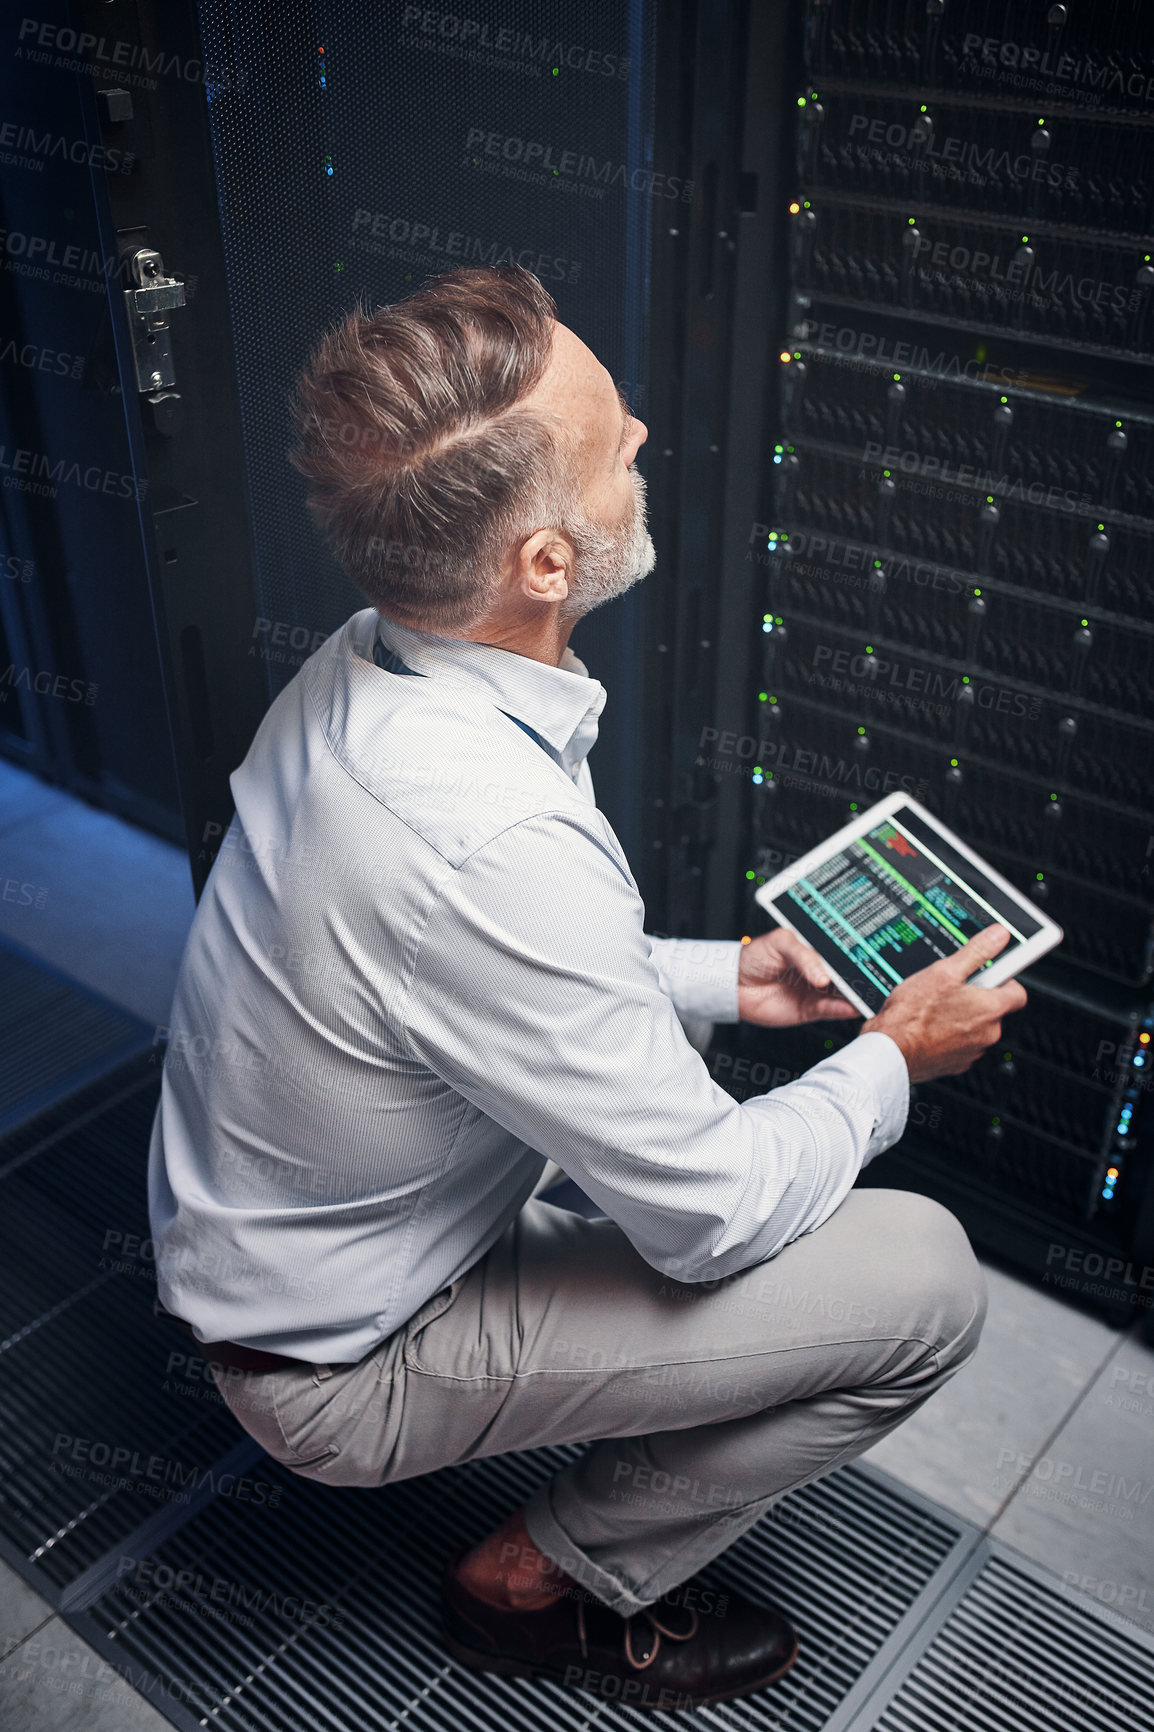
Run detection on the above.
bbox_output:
[559,466,656,622]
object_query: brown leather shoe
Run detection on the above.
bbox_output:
[440,1553,799,1711]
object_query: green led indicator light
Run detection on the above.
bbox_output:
[757,875,766,885]
[759,691,768,702]
[950,758,958,767]
[768,696,778,705]
[1097,523,1105,531]
[992,1116,1001,1126]
[974,587,982,596]
[962,676,971,684]
[1036,871,1045,881]
[803,200,811,209]
[986,495,994,503]
[1021,235,1029,243]
[919,104,927,113]
[866,645,874,654]
[883,469,891,477]
[849,803,858,811]
[1000,395,1008,403]
[1038,117,1045,124]
[1116,420,1123,428]
[893,372,901,381]
[857,726,866,735]
[775,615,783,624]
[552,66,559,75]
[746,870,755,881]
[797,96,807,106]
[1050,792,1058,801]
[1004,1051,1013,1060]
[874,559,883,568]
[907,216,916,225]
[824,1039,834,1050]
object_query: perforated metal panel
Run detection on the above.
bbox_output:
[195,0,655,687]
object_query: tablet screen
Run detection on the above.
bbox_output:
[773,804,1043,1012]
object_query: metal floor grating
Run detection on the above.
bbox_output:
[0,936,154,1135]
[0,1050,251,1598]
[67,1450,969,1732]
[868,1548,1154,1732]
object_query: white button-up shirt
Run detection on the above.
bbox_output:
[148,607,909,1362]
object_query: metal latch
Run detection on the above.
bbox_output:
[123,247,186,392]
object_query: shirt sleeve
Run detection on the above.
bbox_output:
[644,935,743,1023]
[402,811,910,1283]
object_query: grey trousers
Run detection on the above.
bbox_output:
[210,1188,987,1616]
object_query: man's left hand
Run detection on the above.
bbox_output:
[737,929,860,1027]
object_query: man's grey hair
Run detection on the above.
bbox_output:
[289,264,583,635]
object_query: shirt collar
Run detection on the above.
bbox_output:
[372,612,607,781]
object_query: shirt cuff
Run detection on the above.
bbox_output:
[645,936,743,1023]
[832,1030,911,1163]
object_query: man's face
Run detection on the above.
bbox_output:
[530,321,654,618]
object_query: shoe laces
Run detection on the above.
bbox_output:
[576,1591,700,1670]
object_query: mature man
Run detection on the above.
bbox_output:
[149,264,1023,1711]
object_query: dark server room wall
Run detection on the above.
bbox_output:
[712,0,1154,1328]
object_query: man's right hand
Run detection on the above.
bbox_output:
[861,923,1028,1085]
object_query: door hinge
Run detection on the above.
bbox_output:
[123,247,186,393]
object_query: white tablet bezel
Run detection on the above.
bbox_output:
[753,791,1063,1018]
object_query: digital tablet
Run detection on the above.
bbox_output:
[753,793,1063,1018]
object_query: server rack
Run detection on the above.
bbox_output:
[712,0,1154,1331]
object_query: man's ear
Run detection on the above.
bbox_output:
[515,529,572,605]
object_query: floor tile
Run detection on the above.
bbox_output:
[0,760,69,835]
[863,1256,1122,1530]
[991,1324,1154,1635]
[0,1561,53,1662]
[0,1617,172,1731]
